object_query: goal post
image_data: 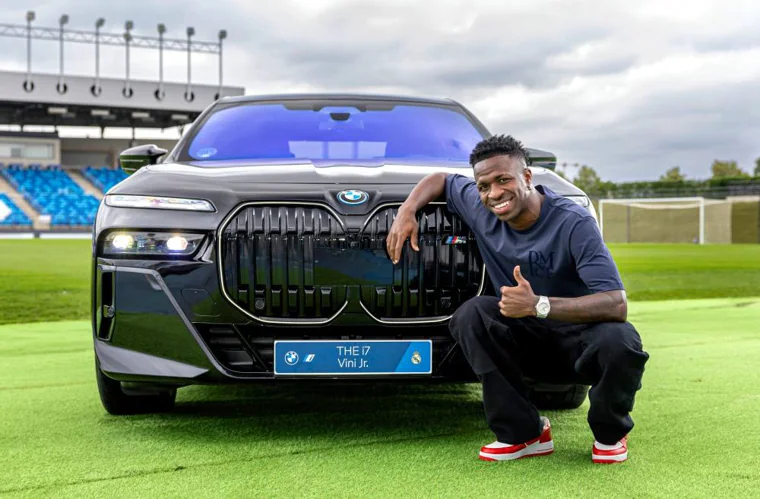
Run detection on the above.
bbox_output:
[598,197,731,244]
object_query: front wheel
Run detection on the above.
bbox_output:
[95,359,177,415]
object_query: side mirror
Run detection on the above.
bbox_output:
[526,147,557,170]
[119,144,168,175]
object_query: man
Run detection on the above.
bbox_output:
[386,134,648,464]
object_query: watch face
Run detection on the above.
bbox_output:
[537,302,550,315]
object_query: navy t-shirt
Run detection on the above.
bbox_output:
[445,174,624,299]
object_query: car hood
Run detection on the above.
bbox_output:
[129,159,475,185]
[97,160,587,235]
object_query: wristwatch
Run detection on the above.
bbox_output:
[535,295,551,319]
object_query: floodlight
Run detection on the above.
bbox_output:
[158,23,166,34]
[26,11,35,22]
[96,18,105,28]
[59,15,69,26]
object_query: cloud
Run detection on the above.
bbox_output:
[0,0,758,180]
[478,46,760,181]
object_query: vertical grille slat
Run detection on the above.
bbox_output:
[237,210,250,308]
[246,210,255,310]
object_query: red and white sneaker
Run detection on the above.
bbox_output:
[478,417,554,461]
[592,436,628,464]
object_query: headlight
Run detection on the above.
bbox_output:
[103,231,205,257]
[105,194,215,212]
[567,195,598,222]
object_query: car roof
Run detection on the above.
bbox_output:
[217,92,460,107]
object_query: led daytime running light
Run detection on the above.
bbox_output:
[105,195,215,212]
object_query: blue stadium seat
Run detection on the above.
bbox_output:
[0,165,100,226]
[82,165,128,193]
[0,193,33,226]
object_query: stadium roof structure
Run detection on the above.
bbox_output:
[0,70,245,129]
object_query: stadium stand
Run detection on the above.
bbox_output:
[0,164,100,226]
[82,166,128,193]
[0,193,32,226]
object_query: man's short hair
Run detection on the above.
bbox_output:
[469,134,528,168]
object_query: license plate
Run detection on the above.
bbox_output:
[273,340,432,376]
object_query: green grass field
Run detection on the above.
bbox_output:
[1,298,759,498]
[0,240,759,498]
[1,240,760,325]
[0,240,92,326]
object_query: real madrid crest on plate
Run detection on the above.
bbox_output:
[337,189,369,205]
[411,351,422,365]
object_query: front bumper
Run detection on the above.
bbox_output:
[93,255,476,385]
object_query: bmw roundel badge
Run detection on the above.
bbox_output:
[337,189,369,205]
[284,351,299,366]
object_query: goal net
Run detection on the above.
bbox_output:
[599,197,732,244]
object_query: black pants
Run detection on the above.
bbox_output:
[449,296,649,445]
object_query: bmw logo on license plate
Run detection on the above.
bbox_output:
[337,189,369,205]
[284,351,299,366]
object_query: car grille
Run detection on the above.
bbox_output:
[219,203,484,323]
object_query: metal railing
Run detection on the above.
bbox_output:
[1,13,228,100]
[0,23,221,53]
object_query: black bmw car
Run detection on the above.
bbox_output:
[92,93,595,414]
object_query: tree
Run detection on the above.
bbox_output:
[660,166,686,182]
[711,160,750,179]
[555,161,580,180]
[754,157,760,177]
[573,165,602,193]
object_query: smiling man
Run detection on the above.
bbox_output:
[387,134,649,464]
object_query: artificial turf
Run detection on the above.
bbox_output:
[0,240,91,326]
[1,297,759,498]
[1,239,760,325]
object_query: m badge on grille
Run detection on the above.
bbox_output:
[444,236,467,245]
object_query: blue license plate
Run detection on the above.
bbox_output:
[273,340,432,376]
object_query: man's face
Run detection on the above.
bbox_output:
[474,154,532,222]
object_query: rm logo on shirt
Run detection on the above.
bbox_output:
[528,251,555,278]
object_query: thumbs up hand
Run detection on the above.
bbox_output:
[499,266,539,318]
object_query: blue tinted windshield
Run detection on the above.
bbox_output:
[183,101,485,163]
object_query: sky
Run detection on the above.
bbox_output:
[1,0,759,182]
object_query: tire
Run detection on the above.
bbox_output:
[526,383,589,410]
[95,358,177,415]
